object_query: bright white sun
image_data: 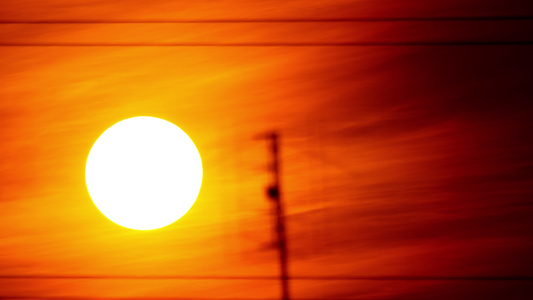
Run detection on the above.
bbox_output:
[85,116,203,230]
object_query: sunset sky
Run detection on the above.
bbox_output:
[1,1,533,299]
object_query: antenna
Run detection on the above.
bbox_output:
[259,132,290,300]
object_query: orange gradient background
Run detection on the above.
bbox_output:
[1,1,533,299]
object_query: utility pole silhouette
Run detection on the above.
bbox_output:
[261,132,290,300]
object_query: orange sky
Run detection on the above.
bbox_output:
[1,1,533,299]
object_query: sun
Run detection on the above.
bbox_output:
[85,116,203,230]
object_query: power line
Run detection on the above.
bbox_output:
[0,297,283,300]
[0,42,532,47]
[0,274,532,281]
[0,297,382,300]
[1,16,533,24]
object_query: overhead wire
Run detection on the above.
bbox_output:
[0,274,531,281]
[0,42,532,47]
[1,16,533,23]
[1,16,532,46]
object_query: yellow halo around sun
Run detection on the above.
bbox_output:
[85,116,203,230]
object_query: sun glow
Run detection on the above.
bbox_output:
[85,116,203,230]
